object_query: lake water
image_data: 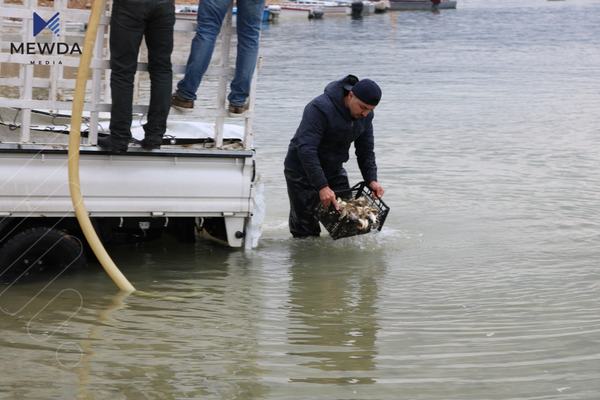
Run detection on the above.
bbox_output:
[2,0,600,398]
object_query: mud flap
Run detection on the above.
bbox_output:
[224,216,245,247]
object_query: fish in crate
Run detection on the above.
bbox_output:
[317,182,390,239]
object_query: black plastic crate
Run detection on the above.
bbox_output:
[316,182,390,240]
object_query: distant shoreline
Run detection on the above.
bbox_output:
[4,0,284,9]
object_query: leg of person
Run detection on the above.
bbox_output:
[227,0,264,109]
[175,0,232,102]
[107,0,146,151]
[143,0,175,148]
[285,169,321,238]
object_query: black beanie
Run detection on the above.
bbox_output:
[351,79,382,106]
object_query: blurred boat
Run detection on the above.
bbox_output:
[267,5,282,21]
[345,1,377,16]
[280,0,349,19]
[174,4,198,20]
[374,0,390,13]
[175,4,278,23]
[389,0,456,10]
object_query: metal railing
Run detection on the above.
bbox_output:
[0,0,257,149]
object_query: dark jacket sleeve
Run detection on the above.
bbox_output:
[295,104,329,189]
[354,117,378,184]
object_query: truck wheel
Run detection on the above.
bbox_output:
[0,227,86,282]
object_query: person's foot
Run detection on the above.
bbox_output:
[97,136,128,154]
[139,138,161,150]
[228,102,249,115]
[171,93,194,110]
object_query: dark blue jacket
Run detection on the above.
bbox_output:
[284,75,378,190]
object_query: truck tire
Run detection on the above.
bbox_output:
[0,227,86,282]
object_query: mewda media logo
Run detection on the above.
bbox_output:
[33,11,60,37]
[10,11,82,64]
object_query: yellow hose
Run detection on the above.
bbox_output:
[68,0,135,293]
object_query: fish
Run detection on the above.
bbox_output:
[368,213,377,225]
[340,208,348,219]
[335,195,379,231]
[357,218,369,230]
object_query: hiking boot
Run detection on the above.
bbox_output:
[171,93,194,110]
[97,135,128,154]
[228,102,249,115]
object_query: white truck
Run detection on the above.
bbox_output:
[0,0,260,275]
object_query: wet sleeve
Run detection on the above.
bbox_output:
[354,117,378,184]
[296,104,329,189]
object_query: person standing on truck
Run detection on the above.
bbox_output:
[171,0,265,115]
[284,75,385,238]
[99,0,175,153]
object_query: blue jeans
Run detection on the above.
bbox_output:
[176,0,264,106]
[110,0,174,148]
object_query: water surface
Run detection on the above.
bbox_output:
[2,0,600,398]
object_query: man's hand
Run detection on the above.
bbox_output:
[368,181,385,198]
[319,186,339,210]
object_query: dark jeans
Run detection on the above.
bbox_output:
[109,0,175,149]
[284,168,350,238]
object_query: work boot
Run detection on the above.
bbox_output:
[228,102,249,115]
[97,135,128,154]
[171,93,194,110]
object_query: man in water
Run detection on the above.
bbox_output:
[284,75,385,238]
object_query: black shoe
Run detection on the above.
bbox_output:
[140,138,161,150]
[97,136,128,153]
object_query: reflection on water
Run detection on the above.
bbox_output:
[2,0,600,398]
[286,242,384,385]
